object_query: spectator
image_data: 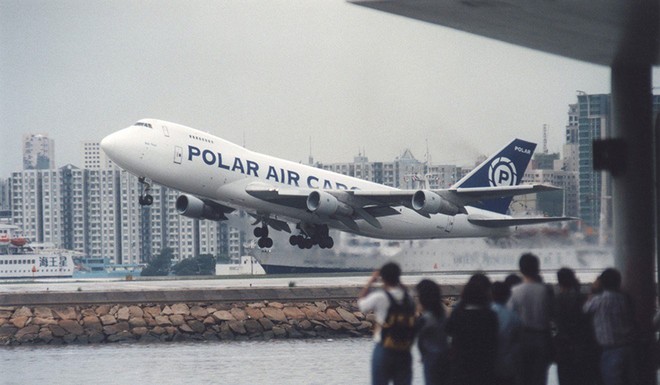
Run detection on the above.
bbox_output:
[583,268,636,385]
[491,281,522,385]
[446,273,498,385]
[507,253,553,385]
[505,273,523,288]
[358,262,415,385]
[415,279,450,385]
[554,267,599,385]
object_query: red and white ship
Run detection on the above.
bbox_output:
[0,224,75,279]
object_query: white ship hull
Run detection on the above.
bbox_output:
[0,224,75,279]
[0,252,75,279]
[253,230,614,274]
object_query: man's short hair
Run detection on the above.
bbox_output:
[519,253,540,277]
[380,262,401,286]
[600,268,622,291]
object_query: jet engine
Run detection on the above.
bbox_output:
[306,190,353,216]
[176,194,226,220]
[412,190,462,216]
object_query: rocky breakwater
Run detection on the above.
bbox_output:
[0,300,374,345]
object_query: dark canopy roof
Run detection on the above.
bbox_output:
[352,0,659,67]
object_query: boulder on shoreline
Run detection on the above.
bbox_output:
[0,299,375,346]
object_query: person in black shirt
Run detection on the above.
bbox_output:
[445,273,498,385]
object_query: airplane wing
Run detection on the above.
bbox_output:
[245,182,400,229]
[244,181,563,227]
[350,184,561,208]
[468,216,578,227]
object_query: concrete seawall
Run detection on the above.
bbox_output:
[0,285,462,346]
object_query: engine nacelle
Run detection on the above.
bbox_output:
[176,194,226,220]
[306,190,353,217]
[412,190,461,216]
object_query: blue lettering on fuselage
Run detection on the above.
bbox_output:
[266,166,279,182]
[232,157,245,173]
[186,144,357,189]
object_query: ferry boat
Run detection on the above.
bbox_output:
[252,227,614,275]
[0,224,75,279]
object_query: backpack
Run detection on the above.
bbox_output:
[380,290,416,351]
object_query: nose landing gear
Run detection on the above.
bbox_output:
[138,177,154,206]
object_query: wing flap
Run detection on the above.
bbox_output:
[468,216,577,228]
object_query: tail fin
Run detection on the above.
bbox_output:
[452,139,536,214]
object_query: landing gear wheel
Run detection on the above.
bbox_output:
[137,177,154,206]
[254,226,269,238]
[319,237,334,249]
[258,237,273,248]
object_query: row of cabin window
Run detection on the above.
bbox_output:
[0,259,36,265]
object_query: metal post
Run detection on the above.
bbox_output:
[610,63,655,385]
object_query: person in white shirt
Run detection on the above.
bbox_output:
[358,262,414,385]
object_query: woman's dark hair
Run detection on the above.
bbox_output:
[504,273,522,288]
[491,281,511,305]
[416,279,445,319]
[557,267,580,290]
[379,262,401,286]
[461,273,492,307]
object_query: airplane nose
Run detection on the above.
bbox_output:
[100,131,120,159]
[100,127,134,168]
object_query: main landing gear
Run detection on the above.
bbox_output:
[138,177,153,206]
[254,225,273,248]
[289,224,334,249]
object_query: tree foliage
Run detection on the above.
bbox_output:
[172,254,216,276]
[140,248,173,276]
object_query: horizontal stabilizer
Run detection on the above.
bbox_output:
[453,184,560,200]
[468,216,577,228]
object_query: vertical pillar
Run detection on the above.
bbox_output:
[610,63,655,385]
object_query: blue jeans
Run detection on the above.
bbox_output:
[371,343,412,385]
[422,352,449,385]
[600,345,635,385]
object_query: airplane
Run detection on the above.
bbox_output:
[100,119,573,249]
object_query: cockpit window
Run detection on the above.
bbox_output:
[135,122,153,128]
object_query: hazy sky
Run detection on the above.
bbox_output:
[2,0,657,178]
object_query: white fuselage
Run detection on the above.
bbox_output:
[101,120,511,240]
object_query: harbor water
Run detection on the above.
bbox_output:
[1,338,560,385]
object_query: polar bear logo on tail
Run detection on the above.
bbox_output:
[488,157,518,187]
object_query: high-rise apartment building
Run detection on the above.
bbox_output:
[87,169,122,262]
[574,93,611,231]
[23,134,55,170]
[60,165,87,252]
[572,94,660,235]
[81,141,115,170]
[11,170,43,242]
[0,178,9,212]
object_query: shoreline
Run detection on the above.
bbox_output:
[0,285,460,346]
[0,298,371,345]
